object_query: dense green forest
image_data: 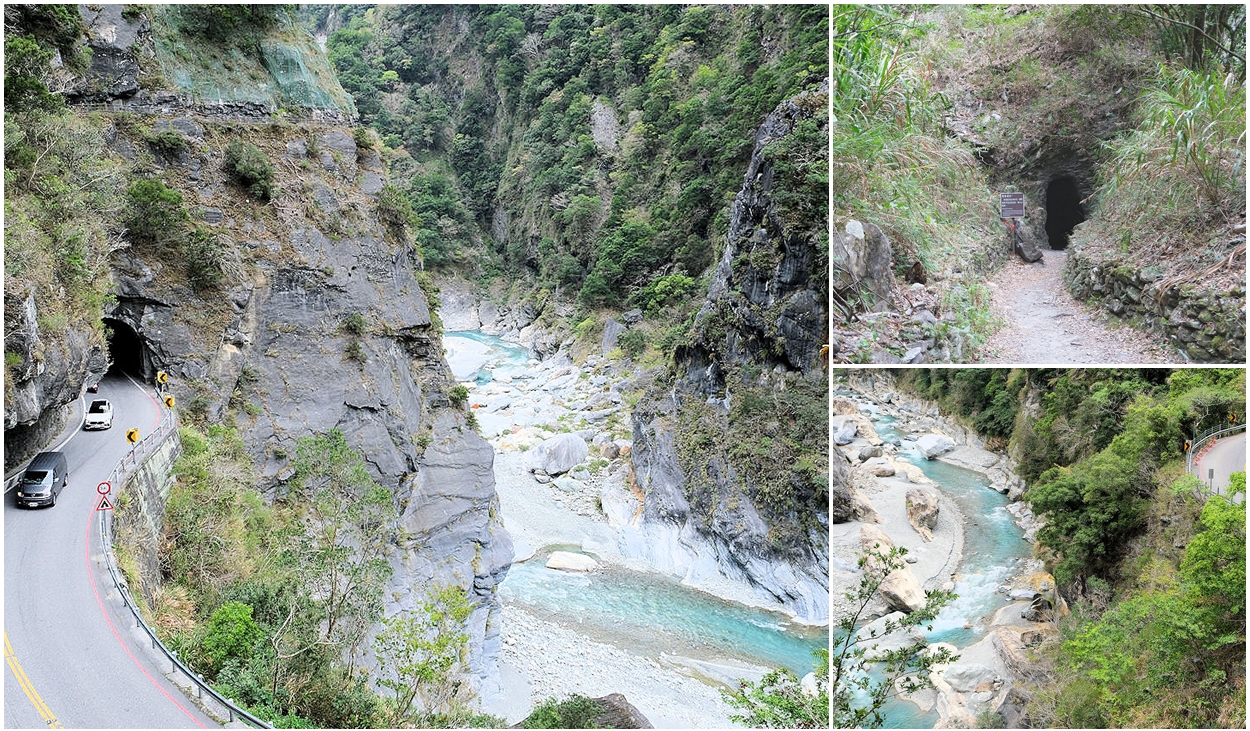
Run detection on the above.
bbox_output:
[833,4,1246,362]
[311,3,827,312]
[896,368,1246,728]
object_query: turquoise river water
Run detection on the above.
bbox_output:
[842,397,1032,728]
[448,331,828,677]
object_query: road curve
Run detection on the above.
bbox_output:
[4,373,219,729]
[1198,431,1246,501]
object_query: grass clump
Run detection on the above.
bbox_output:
[224,139,276,201]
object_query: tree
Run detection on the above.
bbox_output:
[723,650,829,728]
[262,430,395,704]
[831,545,958,728]
[374,584,474,726]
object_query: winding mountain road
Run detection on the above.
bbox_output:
[980,250,1170,363]
[1196,431,1246,500]
[4,374,218,729]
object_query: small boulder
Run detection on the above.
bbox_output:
[863,457,895,477]
[905,488,940,542]
[859,445,883,460]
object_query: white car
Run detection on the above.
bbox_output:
[84,399,113,430]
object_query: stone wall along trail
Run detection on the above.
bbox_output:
[981,250,1170,363]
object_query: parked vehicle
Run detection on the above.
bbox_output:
[84,399,113,430]
[86,382,99,393]
[16,452,68,508]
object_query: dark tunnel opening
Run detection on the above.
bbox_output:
[103,318,151,379]
[1044,176,1085,249]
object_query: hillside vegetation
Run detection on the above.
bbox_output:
[311,4,826,316]
[896,368,1246,728]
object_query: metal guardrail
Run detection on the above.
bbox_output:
[93,399,272,729]
[1186,422,1247,475]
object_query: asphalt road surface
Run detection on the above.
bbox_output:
[1199,431,1246,502]
[4,374,219,729]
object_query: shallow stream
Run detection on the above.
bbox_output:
[447,332,828,678]
[851,403,1031,728]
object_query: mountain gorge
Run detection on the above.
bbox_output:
[4,4,829,727]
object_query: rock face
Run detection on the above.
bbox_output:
[3,292,107,469]
[65,118,513,696]
[626,84,830,624]
[905,488,940,542]
[526,433,589,476]
[859,525,926,613]
[915,433,956,459]
[73,5,357,119]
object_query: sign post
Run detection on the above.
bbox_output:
[1000,192,1025,253]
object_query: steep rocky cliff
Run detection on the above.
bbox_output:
[629,83,829,623]
[4,5,509,697]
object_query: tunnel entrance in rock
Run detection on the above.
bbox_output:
[1044,176,1085,249]
[103,318,151,379]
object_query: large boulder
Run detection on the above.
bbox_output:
[833,220,894,312]
[1012,219,1046,263]
[859,525,927,613]
[905,488,940,542]
[834,419,858,445]
[526,433,589,476]
[941,663,998,693]
[915,434,955,459]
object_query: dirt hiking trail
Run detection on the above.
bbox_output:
[980,250,1171,364]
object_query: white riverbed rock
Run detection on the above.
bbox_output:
[859,524,927,613]
[546,551,599,572]
[526,433,589,476]
[915,433,956,459]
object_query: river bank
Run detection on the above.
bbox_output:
[833,374,1060,728]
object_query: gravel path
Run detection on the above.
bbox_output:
[980,250,1171,363]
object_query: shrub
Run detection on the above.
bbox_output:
[618,329,647,359]
[184,228,238,292]
[202,601,263,675]
[521,695,603,729]
[341,312,367,336]
[345,340,367,363]
[353,126,375,150]
[376,184,418,230]
[125,179,188,246]
[449,384,469,408]
[223,140,276,201]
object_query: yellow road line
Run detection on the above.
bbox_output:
[4,632,63,728]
